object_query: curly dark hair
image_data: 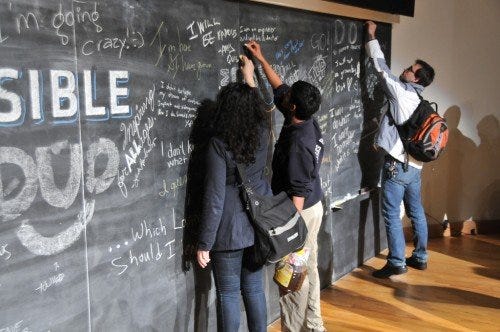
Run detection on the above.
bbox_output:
[214,83,268,165]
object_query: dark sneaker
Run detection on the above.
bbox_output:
[406,256,427,270]
[372,263,408,278]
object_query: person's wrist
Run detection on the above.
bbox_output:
[243,74,255,87]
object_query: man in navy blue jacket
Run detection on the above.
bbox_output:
[246,40,326,332]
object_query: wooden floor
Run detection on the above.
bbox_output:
[269,234,500,332]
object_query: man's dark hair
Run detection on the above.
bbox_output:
[290,80,321,120]
[415,59,435,87]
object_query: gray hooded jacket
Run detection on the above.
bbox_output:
[366,39,424,169]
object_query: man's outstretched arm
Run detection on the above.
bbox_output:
[245,40,282,89]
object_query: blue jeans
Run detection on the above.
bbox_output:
[381,158,428,267]
[211,248,267,332]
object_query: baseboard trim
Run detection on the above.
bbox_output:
[403,219,500,239]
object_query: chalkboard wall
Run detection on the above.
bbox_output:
[0,0,389,330]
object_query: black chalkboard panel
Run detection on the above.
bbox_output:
[0,0,390,330]
[330,190,386,280]
[330,19,390,204]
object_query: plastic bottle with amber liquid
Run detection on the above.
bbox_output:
[273,247,310,292]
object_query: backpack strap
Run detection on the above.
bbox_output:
[413,88,424,101]
[399,86,424,172]
[403,151,409,172]
[413,86,439,110]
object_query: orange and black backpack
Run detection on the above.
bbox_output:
[395,92,449,162]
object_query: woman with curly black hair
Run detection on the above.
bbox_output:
[196,56,271,332]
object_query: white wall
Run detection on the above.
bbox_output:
[392,0,500,223]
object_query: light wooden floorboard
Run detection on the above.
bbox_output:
[269,234,500,332]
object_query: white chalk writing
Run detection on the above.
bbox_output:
[117,86,157,197]
[35,273,65,294]
[110,214,182,276]
[240,25,278,42]
[0,244,12,260]
[0,320,31,332]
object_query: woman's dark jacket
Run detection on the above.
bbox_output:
[197,127,271,251]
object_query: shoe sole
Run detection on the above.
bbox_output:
[407,264,427,270]
[372,268,408,278]
[406,259,427,270]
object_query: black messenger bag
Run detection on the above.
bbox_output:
[236,163,308,265]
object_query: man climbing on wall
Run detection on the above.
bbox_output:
[365,21,435,278]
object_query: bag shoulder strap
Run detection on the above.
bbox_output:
[235,163,253,195]
[235,163,248,185]
[235,163,253,210]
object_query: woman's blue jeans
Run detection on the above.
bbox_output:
[211,248,267,332]
[381,158,428,267]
